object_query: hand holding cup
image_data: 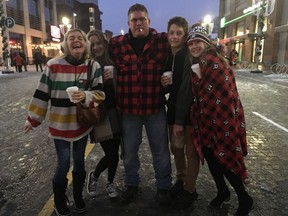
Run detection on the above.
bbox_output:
[66,86,79,103]
[161,71,173,87]
[103,65,114,81]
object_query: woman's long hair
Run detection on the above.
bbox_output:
[87,29,114,67]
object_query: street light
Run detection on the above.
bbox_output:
[73,13,77,29]
[59,16,72,36]
[201,15,214,35]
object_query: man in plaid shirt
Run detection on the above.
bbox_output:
[109,3,172,205]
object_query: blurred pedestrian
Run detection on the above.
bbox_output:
[42,52,47,66]
[109,3,172,205]
[86,29,122,199]
[229,49,238,66]
[24,29,105,216]
[19,50,27,71]
[175,23,253,215]
[33,48,43,72]
[161,16,199,210]
[13,52,24,72]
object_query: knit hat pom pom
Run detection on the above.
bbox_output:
[187,24,211,46]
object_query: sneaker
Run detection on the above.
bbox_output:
[106,183,118,198]
[173,190,198,210]
[86,171,98,196]
[156,189,172,206]
[120,186,138,203]
[171,180,184,198]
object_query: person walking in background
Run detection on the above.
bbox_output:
[174,23,253,215]
[13,52,24,72]
[229,49,238,66]
[161,16,199,210]
[86,29,122,199]
[19,50,27,71]
[42,52,47,66]
[33,48,43,72]
[109,3,172,205]
[24,29,105,216]
[10,51,17,71]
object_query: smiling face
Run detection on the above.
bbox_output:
[66,30,87,59]
[188,40,207,58]
[128,10,150,38]
[89,35,105,58]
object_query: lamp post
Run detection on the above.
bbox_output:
[73,13,77,29]
[59,16,72,36]
[251,0,275,73]
[201,15,214,35]
[0,0,13,73]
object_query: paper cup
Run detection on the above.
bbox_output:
[104,65,114,79]
[163,71,173,84]
[66,86,79,102]
[191,64,201,78]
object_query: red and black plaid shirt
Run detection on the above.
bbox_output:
[109,28,169,115]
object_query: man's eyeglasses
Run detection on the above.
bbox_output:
[129,17,148,23]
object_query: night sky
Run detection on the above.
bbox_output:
[98,0,220,35]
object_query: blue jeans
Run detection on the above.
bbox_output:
[53,136,88,185]
[121,108,172,190]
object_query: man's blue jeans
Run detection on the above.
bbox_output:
[53,136,88,185]
[121,108,172,190]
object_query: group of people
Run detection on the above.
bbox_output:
[10,51,27,72]
[24,3,253,216]
[10,49,47,72]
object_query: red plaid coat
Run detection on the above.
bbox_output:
[190,49,248,181]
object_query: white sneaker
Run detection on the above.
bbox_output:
[106,183,118,198]
[87,171,98,196]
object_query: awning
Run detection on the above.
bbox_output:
[275,24,288,33]
[219,33,264,43]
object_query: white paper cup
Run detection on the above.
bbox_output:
[66,86,79,102]
[104,65,114,79]
[191,64,201,78]
[163,71,173,84]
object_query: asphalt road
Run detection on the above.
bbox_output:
[0,68,288,216]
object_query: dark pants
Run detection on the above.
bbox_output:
[202,146,246,196]
[35,62,43,71]
[93,137,121,183]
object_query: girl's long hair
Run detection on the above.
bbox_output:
[87,29,114,67]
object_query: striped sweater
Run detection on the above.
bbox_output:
[27,57,105,141]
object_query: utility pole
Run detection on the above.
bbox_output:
[0,0,13,73]
[251,0,275,73]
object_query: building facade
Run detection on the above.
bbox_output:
[56,0,102,34]
[218,0,288,68]
[0,0,102,66]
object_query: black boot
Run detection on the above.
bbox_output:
[72,171,86,213]
[209,187,231,207]
[235,191,253,216]
[52,179,71,216]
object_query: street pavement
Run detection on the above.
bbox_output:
[1,67,288,216]
[71,69,288,216]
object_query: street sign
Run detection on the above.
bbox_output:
[4,17,15,28]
